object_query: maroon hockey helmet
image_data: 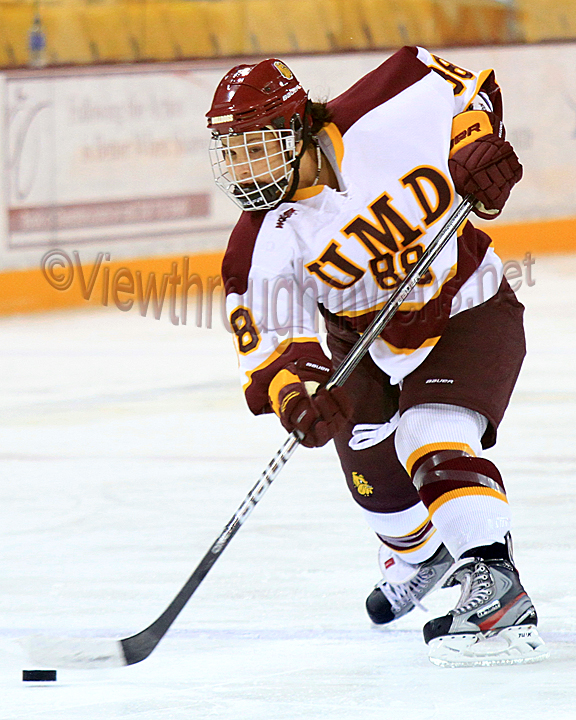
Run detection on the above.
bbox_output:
[206,59,309,135]
[207,59,313,211]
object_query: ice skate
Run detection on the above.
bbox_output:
[366,544,454,624]
[424,556,548,667]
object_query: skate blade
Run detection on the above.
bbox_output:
[428,625,549,668]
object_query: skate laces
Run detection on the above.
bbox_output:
[377,566,435,613]
[451,561,494,616]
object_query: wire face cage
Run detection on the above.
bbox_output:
[209,129,297,211]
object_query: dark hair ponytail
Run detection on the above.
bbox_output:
[310,101,334,135]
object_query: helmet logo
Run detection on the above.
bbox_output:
[274,61,293,80]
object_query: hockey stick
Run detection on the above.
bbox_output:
[27,195,475,669]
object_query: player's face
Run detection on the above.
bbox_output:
[221,131,290,187]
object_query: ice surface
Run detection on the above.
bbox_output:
[0,255,575,719]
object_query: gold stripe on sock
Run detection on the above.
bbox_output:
[406,442,476,476]
[428,486,509,516]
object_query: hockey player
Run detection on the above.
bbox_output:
[206,48,547,666]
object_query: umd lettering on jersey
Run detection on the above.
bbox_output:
[306,165,453,291]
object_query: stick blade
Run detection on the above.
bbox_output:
[27,635,127,669]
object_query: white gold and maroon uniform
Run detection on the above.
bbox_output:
[222,46,526,565]
[223,47,505,416]
[216,50,544,658]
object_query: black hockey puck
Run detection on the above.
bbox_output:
[23,670,57,682]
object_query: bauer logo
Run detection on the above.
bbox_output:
[425,378,454,384]
[450,123,482,151]
[282,85,301,103]
[303,362,330,373]
[477,600,501,618]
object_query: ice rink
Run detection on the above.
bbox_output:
[1,254,575,719]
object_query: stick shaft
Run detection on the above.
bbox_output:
[121,433,301,664]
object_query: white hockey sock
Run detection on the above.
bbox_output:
[429,492,511,559]
[395,403,510,560]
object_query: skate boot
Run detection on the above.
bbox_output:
[424,553,548,667]
[366,544,454,624]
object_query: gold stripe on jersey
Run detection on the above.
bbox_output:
[292,123,345,202]
[468,68,496,108]
[381,334,441,357]
[428,486,508,516]
[323,122,345,169]
[293,185,325,201]
[241,336,322,393]
[406,441,477,475]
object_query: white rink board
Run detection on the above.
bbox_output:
[0,42,575,273]
[0,253,575,719]
[0,65,239,269]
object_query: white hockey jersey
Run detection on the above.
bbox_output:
[222,46,506,416]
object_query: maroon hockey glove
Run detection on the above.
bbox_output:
[449,134,523,220]
[278,384,352,448]
[269,359,353,448]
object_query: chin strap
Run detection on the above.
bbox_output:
[279,101,315,205]
[280,134,320,204]
[311,140,322,187]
